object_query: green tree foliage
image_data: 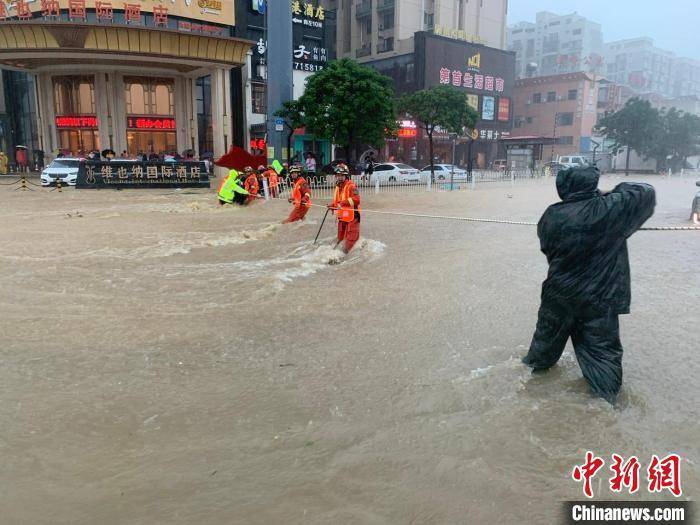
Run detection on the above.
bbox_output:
[296,58,397,161]
[647,108,700,172]
[595,98,660,175]
[274,100,305,163]
[398,85,479,181]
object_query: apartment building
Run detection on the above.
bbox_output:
[507,11,604,79]
[605,38,700,99]
[335,0,508,62]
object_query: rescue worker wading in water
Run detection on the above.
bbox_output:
[217,169,249,205]
[284,165,311,223]
[328,163,361,253]
[243,166,259,204]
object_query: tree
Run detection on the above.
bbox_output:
[296,58,397,163]
[647,108,700,173]
[595,98,660,176]
[274,100,305,164]
[398,85,479,182]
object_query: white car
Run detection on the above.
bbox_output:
[421,164,468,180]
[41,158,82,186]
[557,155,589,169]
[370,163,421,184]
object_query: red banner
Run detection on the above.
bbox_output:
[127,117,176,130]
[55,115,98,129]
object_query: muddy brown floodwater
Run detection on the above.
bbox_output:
[0,175,698,524]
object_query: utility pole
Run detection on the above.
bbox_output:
[266,2,293,164]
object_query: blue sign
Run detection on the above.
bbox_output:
[252,0,266,14]
[275,117,284,126]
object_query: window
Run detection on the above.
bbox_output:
[572,28,582,35]
[526,116,534,124]
[124,77,174,115]
[252,82,266,114]
[532,93,542,104]
[195,75,213,156]
[381,12,394,29]
[405,62,415,83]
[53,75,96,115]
[555,136,574,145]
[568,89,578,100]
[374,164,391,171]
[547,91,557,102]
[556,112,574,126]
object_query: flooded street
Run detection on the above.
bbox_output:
[1,176,698,524]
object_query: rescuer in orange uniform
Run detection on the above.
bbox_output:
[243,166,259,204]
[283,164,311,223]
[328,163,361,253]
[260,164,279,198]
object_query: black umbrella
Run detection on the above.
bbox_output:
[102,149,116,159]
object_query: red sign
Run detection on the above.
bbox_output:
[249,139,266,151]
[398,129,417,138]
[498,98,510,122]
[55,115,98,129]
[127,117,176,130]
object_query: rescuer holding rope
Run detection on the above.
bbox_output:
[522,166,656,403]
[283,164,311,223]
[217,168,249,205]
[327,163,361,253]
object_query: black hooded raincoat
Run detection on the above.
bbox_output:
[522,167,656,402]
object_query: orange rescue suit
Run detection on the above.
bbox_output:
[331,179,361,252]
[244,173,259,204]
[284,176,311,223]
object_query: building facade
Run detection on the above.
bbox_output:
[604,38,700,99]
[371,32,515,168]
[511,72,601,161]
[507,11,604,79]
[233,0,336,164]
[0,2,251,174]
[336,0,508,64]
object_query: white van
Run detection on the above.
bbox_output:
[557,155,589,169]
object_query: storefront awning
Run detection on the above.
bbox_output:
[0,21,253,71]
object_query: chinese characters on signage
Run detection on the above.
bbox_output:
[291,1,324,28]
[293,45,327,71]
[440,68,506,93]
[572,451,682,499]
[7,0,231,29]
[250,138,266,151]
[127,117,176,130]
[77,161,209,189]
[433,25,484,45]
[55,115,98,129]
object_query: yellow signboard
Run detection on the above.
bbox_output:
[433,25,484,45]
[23,0,234,26]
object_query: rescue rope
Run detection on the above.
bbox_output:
[303,203,700,231]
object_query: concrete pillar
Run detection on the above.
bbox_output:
[36,73,56,160]
[111,73,128,155]
[174,75,189,154]
[186,76,198,154]
[94,72,111,152]
[211,67,232,178]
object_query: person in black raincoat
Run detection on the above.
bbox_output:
[522,166,656,403]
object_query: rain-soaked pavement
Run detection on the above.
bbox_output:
[0,175,698,524]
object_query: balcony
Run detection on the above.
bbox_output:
[377,0,394,11]
[377,38,394,53]
[356,43,371,58]
[355,0,371,18]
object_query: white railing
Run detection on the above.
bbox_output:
[266,170,544,202]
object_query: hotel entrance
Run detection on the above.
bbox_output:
[53,75,100,155]
[124,77,177,157]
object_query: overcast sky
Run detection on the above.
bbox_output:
[507,0,699,59]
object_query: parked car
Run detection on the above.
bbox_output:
[420,164,468,180]
[370,163,421,184]
[557,155,589,169]
[492,159,507,171]
[40,157,82,186]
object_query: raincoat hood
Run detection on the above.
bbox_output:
[556,166,600,202]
